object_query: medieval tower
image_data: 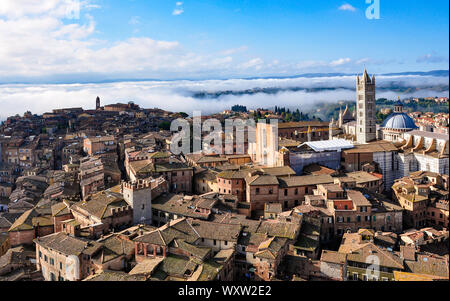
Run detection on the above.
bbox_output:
[356,69,377,144]
[96,96,101,110]
[122,179,153,225]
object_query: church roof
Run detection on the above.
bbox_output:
[381,112,418,130]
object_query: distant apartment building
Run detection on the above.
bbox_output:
[278,121,330,142]
[127,152,193,194]
[83,136,117,156]
[35,232,103,281]
[393,171,449,229]
[71,189,133,237]
[308,183,403,236]
[7,208,54,247]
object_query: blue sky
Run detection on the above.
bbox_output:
[0,0,448,82]
[95,0,448,60]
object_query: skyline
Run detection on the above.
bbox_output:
[0,0,449,83]
[0,1,449,286]
[0,72,448,120]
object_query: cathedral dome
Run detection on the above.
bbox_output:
[381,112,418,130]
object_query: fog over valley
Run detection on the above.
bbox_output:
[0,73,448,120]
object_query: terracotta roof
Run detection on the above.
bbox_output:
[128,258,164,276]
[8,208,53,232]
[404,255,449,278]
[34,232,102,256]
[246,175,279,186]
[321,250,347,264]
[72,190,128,219]
[84,270,146,281]
[346,243,404,269]
[278,175,334,187]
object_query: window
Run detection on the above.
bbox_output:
[347,217,351,223]
[284,189,288,196]
[44,255,48,262]
[357,216,361,222]
[213,240,217,245]
[256,188,260,194]
[269,188,273,194]
[373,216,376,221]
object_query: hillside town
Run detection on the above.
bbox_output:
[0,70,448,282]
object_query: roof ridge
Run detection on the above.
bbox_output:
[157,229,166,245]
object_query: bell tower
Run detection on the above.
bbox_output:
[356,69,377,144]
[96,96,101,110]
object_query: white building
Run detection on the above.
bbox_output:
[397,130,449,178]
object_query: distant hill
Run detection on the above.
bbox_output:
[1,70,448,85]
[243,70,449,80]
[381,70,449,77]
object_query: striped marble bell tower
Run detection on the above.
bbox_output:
[356,69,377,144]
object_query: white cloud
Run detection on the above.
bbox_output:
[129,16,140,25]
[220,46,248,56]
[173,1,184,15]
[417,53,448,63]
[172,8,184,16]
[240,58,264,70]
[0,1,242,80]
[0,0,422,83]
[330,58,351,66]
[338,3,356,12]
[0,75,447,120]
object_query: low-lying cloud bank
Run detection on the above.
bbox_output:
[0,74,448,120]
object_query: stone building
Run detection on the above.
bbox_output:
[7,208,54,247]
[70,189,133,237]
[122,177,167,225]
[83,136,117,156]
[396,130,449,177]
[309,183,403,236]
[356,69,377,144]
[342,141,400,191]
[34,232,103,281]
[393,171,449,229]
